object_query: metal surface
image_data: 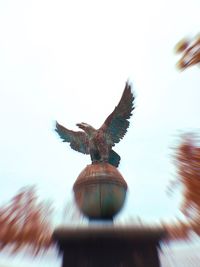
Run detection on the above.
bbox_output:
[55,82,135,167]
[73,163,127,220]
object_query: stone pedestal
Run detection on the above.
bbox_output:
[53,226,165,267]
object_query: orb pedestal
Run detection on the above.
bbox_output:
[73,163,127,220]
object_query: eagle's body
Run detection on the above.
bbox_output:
[86,129,117,165]
[55,82,135,167]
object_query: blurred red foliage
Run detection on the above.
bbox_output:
[163,134,200,241]
[0,186,53,255]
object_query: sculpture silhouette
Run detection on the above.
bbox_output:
[55,81,135,167]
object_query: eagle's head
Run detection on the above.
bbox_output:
[76,122,96,135]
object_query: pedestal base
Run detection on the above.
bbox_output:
[53,226,165,267]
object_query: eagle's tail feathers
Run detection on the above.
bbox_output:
[108,150,121,167]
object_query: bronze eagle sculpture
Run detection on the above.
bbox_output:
[55,82,135,167]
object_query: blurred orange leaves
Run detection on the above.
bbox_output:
[175,35,200,70]
[0,186,53,255]
[164,134,200,241]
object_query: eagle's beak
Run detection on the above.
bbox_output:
[76,123,84,129]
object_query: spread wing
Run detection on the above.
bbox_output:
[55,122,90,154]
[100,82,135,145]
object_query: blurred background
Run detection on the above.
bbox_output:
[0,0,200,266]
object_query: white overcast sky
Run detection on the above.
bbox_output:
[0,0,200,227]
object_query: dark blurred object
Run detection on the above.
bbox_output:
[0,186,53,255]
[73,162,127,220]
[175,34,200,70]
[53,226,165,267]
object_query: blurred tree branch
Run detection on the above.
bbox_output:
[175,34,200,70]
[163,134,200,241]
[0,186,54,255]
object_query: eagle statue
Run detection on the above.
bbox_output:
[55,81,135,167]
